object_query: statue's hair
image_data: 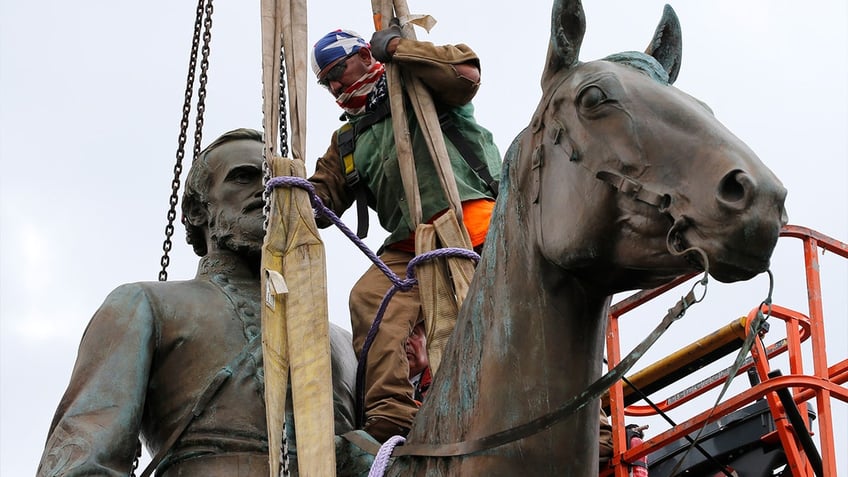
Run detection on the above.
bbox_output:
[181,128,264,256]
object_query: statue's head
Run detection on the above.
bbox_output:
[182,128,265,257]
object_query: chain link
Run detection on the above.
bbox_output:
[158,2,290,473]
[159,0,211,282]
[276,33,291,477]
[262,160,272,231]
[146,0,214,473]
[263,43,290,230]
[278,44,289,159]
[151,3,299,476]
[258,46,292,474]
[193,0,214,163]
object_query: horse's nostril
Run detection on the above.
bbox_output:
[718,170,748,205]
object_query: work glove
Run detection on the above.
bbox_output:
[370,25,402,63]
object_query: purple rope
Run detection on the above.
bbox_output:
[354,247,479,426]
[266,176,481,426]
[368,435,406,477]
[267,176,407,288]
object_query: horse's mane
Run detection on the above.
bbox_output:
[603,51,670,84]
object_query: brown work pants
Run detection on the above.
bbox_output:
[349,248,422,442]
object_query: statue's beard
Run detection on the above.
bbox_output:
[208,211,265,259]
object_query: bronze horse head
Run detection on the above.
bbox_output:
[383,1,788,475]
[526,3,787,290]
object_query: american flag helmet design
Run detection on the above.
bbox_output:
[311,29,369,77]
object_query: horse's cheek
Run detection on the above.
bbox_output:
[536,189,583,267]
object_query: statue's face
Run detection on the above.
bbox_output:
[203,139,266,257]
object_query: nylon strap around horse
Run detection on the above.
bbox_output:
[415,210,475,375]
[373,0,422,228]
[370,0,479,388]
[342,281,705,457]
[372,0,470,228]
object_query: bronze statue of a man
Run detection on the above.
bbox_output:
[37,128,356,476]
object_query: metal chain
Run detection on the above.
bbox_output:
[278,44,289,159]
[277,33,291,477]
[263,41,290,230]
[192,0,214,165]
[144,0,214,473]
[159,0,211,282]
[258,30,293,477]
[262,156,272,231]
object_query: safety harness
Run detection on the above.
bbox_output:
[336,100,499,238]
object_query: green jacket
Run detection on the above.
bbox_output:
[310,39,501,247]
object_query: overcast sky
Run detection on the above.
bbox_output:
[2,1,846,475]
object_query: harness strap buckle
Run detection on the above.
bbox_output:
[618,176,643,197]
[338,124,361,192]
[345,169,361,188]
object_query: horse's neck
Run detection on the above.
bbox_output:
[474,225,609,421]
[421,200,610,439]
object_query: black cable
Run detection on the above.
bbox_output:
[603,356,733,474]
[621,377,736,477]
[767,370,823,477]
[614,373,736,477]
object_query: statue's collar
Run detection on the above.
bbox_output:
[195,251,258,281]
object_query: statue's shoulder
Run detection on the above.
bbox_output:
[111,277,209,295]
[100,278,216,312]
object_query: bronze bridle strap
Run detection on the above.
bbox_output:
[341,275,708,458]
[595,169,709,268]
[595,170,670,213]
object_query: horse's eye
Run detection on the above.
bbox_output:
[578,85,607,109]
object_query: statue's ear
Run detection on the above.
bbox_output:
[183,196,208,228]
[645,4,682,84]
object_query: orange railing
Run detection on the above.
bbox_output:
[602,225,848,477]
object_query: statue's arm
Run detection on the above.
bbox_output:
[37,283,155,477]
[309,129,356,228]
[392,38,482,107]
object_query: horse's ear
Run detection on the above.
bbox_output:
[645,4,682,84]
[542,0,586,85]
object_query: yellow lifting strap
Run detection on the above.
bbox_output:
[372,0,477,378]
[415,210,475,375]
[260,1,335,476]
